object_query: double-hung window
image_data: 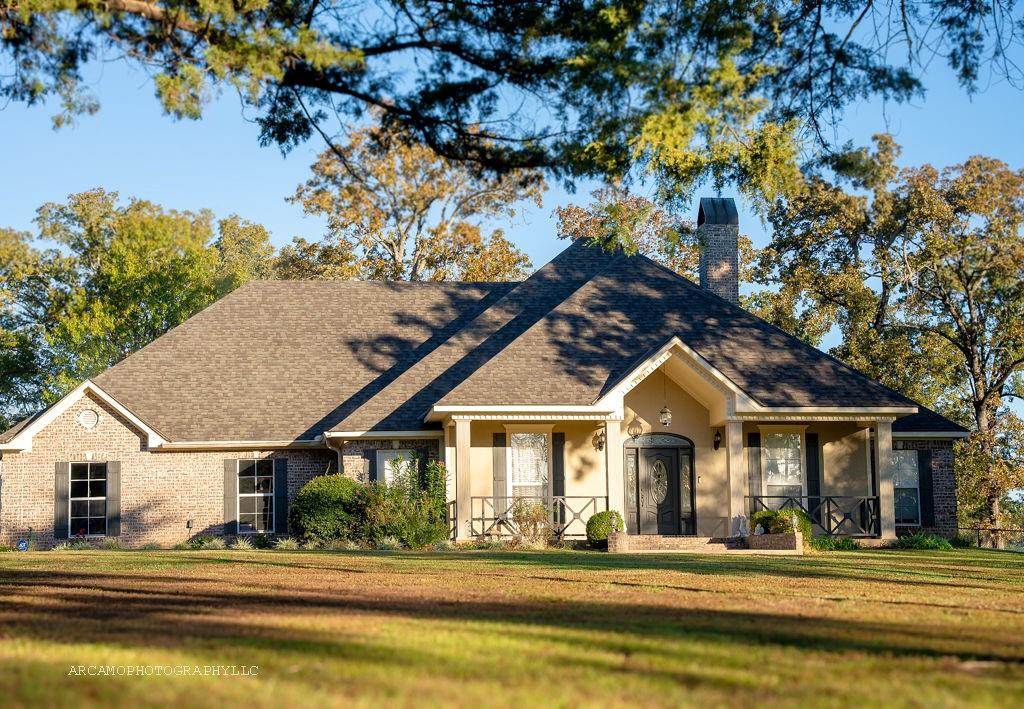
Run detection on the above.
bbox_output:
[892,450,921,526]
[238,459,274,533]
[69,462,107,537]
[761,429,805,507]
[508,431,550,500]
[376,449,417,485]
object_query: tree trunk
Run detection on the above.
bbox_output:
[975,399,1006,549]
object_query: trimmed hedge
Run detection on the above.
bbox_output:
[750,508,813,539]
[586,511,624,549]
[288,474,365,543]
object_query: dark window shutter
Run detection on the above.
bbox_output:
[365,449,377,482]
[223,459,238,535]
[552,432,566,525]
[746,432,761,516]
[273,458,289,534]
[805,433,821,524]
[105,461,121,537]
[552,433,565,497]
[492,433,507,513]
[54,462,70,540]
[918,450,935,527]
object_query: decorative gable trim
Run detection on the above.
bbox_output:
[0,380,167,453]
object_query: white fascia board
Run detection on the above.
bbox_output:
[0,380,167,453]
[325,430,446,439]
[154,438,325,451]
[892,431,970,439]
[425,404,619,422]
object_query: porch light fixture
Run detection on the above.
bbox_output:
[627,416,644,439]
[713,429,722,450]
[592,430,606,451]
[659,369,672,427]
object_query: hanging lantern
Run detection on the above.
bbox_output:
[659,405,672,427]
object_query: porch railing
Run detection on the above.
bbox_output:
[746,495,880,537]
[469,496,608,539]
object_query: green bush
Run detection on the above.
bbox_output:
[288,474,366,543]
[949,533,975,549]
[423,460,449,524]
[586,510,625,549]
[230,536,254,550]
[252,533,272,549]
[187,534,215,549]
[893,532,954,551]
[750,509,813,539]
[360,480,447,549]
[810,535,861,551]
[274,537,301,550]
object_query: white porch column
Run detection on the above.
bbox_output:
[875,420,897,540]
[726,420,746,536]
[604,419,624,518]
[454,418,472,540]
[443,423,455,505]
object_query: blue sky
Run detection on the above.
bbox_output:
[2,59,1022,265]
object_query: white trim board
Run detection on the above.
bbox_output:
[0,380,167,453]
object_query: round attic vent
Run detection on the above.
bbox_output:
[77,409,99,430]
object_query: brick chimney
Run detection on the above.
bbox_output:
[697,197,739,305]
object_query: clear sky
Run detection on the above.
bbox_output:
[2,59,1022,265]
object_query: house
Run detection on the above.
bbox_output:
[0,198,968,549]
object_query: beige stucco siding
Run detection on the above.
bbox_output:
[817,423,872,496]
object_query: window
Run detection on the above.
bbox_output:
[69,462,106,537]
[763,431,804,503]
[376,449,417,485]
[238,459,274,533]
[508,432,549,499]
[892,449,921,526]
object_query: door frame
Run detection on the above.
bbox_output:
[623,433,696,535]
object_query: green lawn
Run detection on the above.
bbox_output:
[0,549,1022,707]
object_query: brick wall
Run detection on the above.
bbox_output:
[697,222,740,304]
[339,439,441,483]
[893,438,957,537]
[0,392,335,549]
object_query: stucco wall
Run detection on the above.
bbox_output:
[0,392,336,549]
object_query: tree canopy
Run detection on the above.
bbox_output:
[4,1,1021,203]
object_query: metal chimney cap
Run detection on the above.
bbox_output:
[697,197,739,226]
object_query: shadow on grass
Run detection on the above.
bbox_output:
[1,559,1022,670]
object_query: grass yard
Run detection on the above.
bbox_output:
[0,549,1022,707]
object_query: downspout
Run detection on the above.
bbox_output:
[322,433,343,475]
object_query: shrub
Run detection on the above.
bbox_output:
[750,509,813,540]
[139,542,162,551]
[274,537,301,550]
[230,536,254,550]
[475,538,508,550]
[200,537,226,550]
[375,535,402,551]
[289,474,366,543]
[586,510,625,549]
[99,538,125,551]
[360,477,447,549]
[423,460,449,524]
[433,539,456,552]
[949,533,975,549]
[323,538,360,551]
[893,532,954,551]
[252,533,272,549]
[810,536,861,551]
[188,534,215,550]
[51,541,71,552]
[511,499,553,548]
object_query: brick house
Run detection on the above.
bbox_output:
[0,198,967,549]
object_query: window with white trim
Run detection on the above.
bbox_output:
[763,431,804,500]
[376,449,417,485]
[892,450,921,526]
[238,459,274,533]
[69,462,107,537]
[508,432,549,499]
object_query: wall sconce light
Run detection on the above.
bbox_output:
[713,429,722,450]
[592,430,606,451]
[186,519,193,530]
[627,416,644,439]
[659,406,673,427]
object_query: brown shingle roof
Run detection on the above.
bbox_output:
[0,240,964,443]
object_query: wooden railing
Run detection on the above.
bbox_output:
[746,495,880,537]
[469,496,608,539]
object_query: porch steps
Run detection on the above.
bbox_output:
[607,534,746,553]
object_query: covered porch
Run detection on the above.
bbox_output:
[433,340,907,543]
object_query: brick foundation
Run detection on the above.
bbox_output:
[746,532,803,551]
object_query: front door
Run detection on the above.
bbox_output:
[639,448,680,535]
